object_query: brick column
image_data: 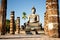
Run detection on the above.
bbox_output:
[44,0,59,37]
[15,17,20,34]
[0,0,7,35]
[10,11,15,34]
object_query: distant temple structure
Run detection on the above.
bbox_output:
[0,0,7,35]
[44,0,59,37]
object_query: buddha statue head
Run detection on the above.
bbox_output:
[31,6,36,14]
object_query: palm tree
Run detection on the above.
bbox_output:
[22,12,27,30]
[22,12,27,20]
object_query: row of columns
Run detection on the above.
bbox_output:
[10,11,20,34]
[0,0,20,35]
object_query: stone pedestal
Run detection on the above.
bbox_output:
[15,17,20,34]
[44,0,59,37]
[10,11,15,34]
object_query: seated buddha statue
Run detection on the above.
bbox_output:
[25,7,42,34]
[27,7,40,30]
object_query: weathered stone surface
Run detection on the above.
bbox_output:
[48,16,58,23]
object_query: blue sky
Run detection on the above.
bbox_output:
[7,0,60,27]
[7,0,46,26]
[0,0,60,27]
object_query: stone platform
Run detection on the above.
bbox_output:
[0,34,60,40]
[0,30,59,40]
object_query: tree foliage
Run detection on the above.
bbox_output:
[22,12,27,20]
[6,19,10,33]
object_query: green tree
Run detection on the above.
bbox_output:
[6,19,10,33]
[22,12,27,20]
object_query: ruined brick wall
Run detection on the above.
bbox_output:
[44,0,59,37]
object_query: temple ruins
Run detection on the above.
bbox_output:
[0,0,60,38]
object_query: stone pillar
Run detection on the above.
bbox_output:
[0,0,7,35]
[15,17,20,34]
[10,11,15,34]
[44,0,59,37]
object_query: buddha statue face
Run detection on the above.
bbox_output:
[32,7,36,14]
